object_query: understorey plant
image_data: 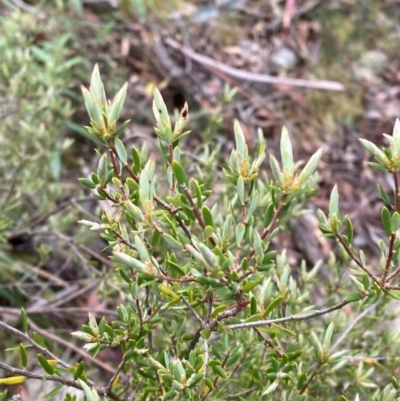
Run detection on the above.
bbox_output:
[2,66,400,401]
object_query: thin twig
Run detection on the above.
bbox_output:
[336,234,379,284]
[225,386,258,400]
[0,361,122,401]
[253,327,283,357]
[330,304,377,352]
[106,355,126,391]
[165,38,345,91]
[27,319,115,374]
[227,300,352,330]
[203,339,209,376]
[181,185,217,246]
[181,296,204,324]
[0,320,68,369]
[0,306,118,318]
[299,361,323,394]
[384,172,400,282]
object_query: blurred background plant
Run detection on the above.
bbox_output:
[1,0,400,400]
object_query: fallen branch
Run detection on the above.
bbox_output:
[165,38,345,92]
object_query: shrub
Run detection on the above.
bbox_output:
[2,66,400,401]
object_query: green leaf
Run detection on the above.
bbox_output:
[172,160,189,186]
[263,202,275,227]
[263,296,282,318]
[242,278,262,293]
[346,218,353,244]
[391,212,400,232]
[202,205,214,227]
[79,178,96,189]
[212,365,227,379]
[73,361,85,380]
[37,354,55,375]
[21,307,28,333]
[109,82,128,123]
[79,379,101,401]
[131,146,141,174]
[237,176,245,204]
[159,284,180,300]
[378,183,392,206]
[42,385,63,400]
[204,377,214,390]
[297,148,323,185]
[81,85,102,127]
[280,126,293,171]
[114,137,127,164]
[234,119,247,159]
[200,329,211,339]
[163,234,183,250]
[212,305,228,319]
[113,252,146,270]
[322,322,334,349]
[250,295,257,315]
[329,185,339,216]
[310,331,322,353]
[382,206,392,236]
[235,223,246,245]
[33,332,47,348]
[19,344,28,368]
[359,139,389,167]
[186,373,204,388]
[197,276,223,288]
[89,64,107,108]
[269,155,282,183]
[344,293,363,302]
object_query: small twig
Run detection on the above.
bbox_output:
[299,361,323,394]
[384,172,400,282]
[108,141,128,201]
[27,319,115,374]
[0,306,117,318]
[0,361,122,401]
[386,265,400,282]
[336,234,379,284]
[225,386,258,400]
[206,292,213,322]
[106,355,126,391]
[382,234,396,283]
[330,304,377,352]
[203,339,209,376]
[181,296,204,324]
[253,327,283,357]
[165,38,345,91]
[0,320,68,369]
[0,361,82,390]
[227,299,352,330]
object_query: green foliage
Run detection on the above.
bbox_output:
[0,8,83,231]
[70,68,400,400]
[3,63,400,401]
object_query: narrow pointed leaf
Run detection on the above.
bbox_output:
[280,126,293,171]
[114,137,127,164]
